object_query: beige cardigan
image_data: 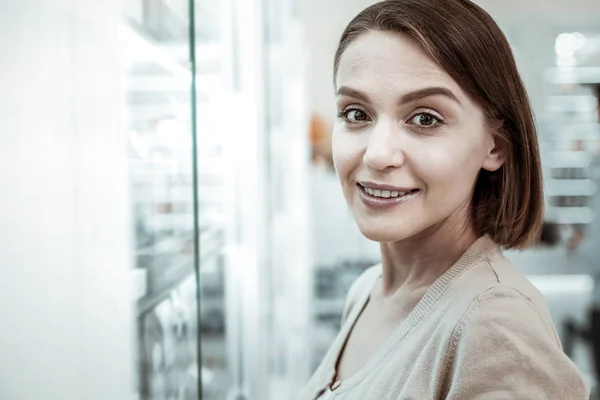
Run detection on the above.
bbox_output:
[301,236,589,400]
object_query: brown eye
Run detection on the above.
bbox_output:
[345,109,369,123]
[409,112,441,128]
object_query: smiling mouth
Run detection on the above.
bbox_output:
[356,183,420,209]
[357,183,419,198]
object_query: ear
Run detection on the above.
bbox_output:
[482,134,507,172]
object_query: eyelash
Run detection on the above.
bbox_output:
[337,108,370,124]
[337,107,445,129]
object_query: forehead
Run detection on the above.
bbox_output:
[336,31,464,98]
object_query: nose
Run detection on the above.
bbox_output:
[363,119,405,171]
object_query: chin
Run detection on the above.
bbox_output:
[356,222,416,243]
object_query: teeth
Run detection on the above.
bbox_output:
[363,186,415,198]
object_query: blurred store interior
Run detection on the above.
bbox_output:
[1,0,600,399]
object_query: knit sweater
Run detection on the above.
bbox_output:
[301,236,589,400]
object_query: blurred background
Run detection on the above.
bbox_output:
[1,0,600,399]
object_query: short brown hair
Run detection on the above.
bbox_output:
[334,0,543,249]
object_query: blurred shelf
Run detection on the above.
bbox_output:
[127,74,222,94]
[546,151,593,168]
[136,234,191,255]
[526,274,594,294]
[546,207,595,224]
[137,228,224,316]
[546,67,600,85]
[313,299,345,315]
[129,158,225,185]
[546,94,598,113]
[546,179,597,196]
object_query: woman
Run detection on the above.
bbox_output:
[301,1,590,399]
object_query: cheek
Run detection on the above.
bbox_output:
[415,140,483,195]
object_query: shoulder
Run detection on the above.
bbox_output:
[443,249,582,366]
[341,264,381,323]
[453,249,556,336]
[453,284,559,347]
[443,283,589,399]
[447,247,561,345]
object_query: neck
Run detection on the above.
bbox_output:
[379,218,479,297]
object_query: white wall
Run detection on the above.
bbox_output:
[0,1,135,399]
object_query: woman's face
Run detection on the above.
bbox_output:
[333,31,505,243]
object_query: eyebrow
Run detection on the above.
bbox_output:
[336,86,461,105]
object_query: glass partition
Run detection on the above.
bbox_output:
[120,1,228,398]
[121,1,311,398]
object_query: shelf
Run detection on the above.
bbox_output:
[546,179,597,196]
[546,67,600,85]
[136,228,224,316]
[547,94,597,112]
[313,299,345,315]
[136,235,191,256]
[526,274,594,294]
[127,74,222,94]
[546,207,595,224]
[128,158,225,185]
[546,151,593,168]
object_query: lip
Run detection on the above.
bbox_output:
[356,183,419,210]
[357,181,417,192]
